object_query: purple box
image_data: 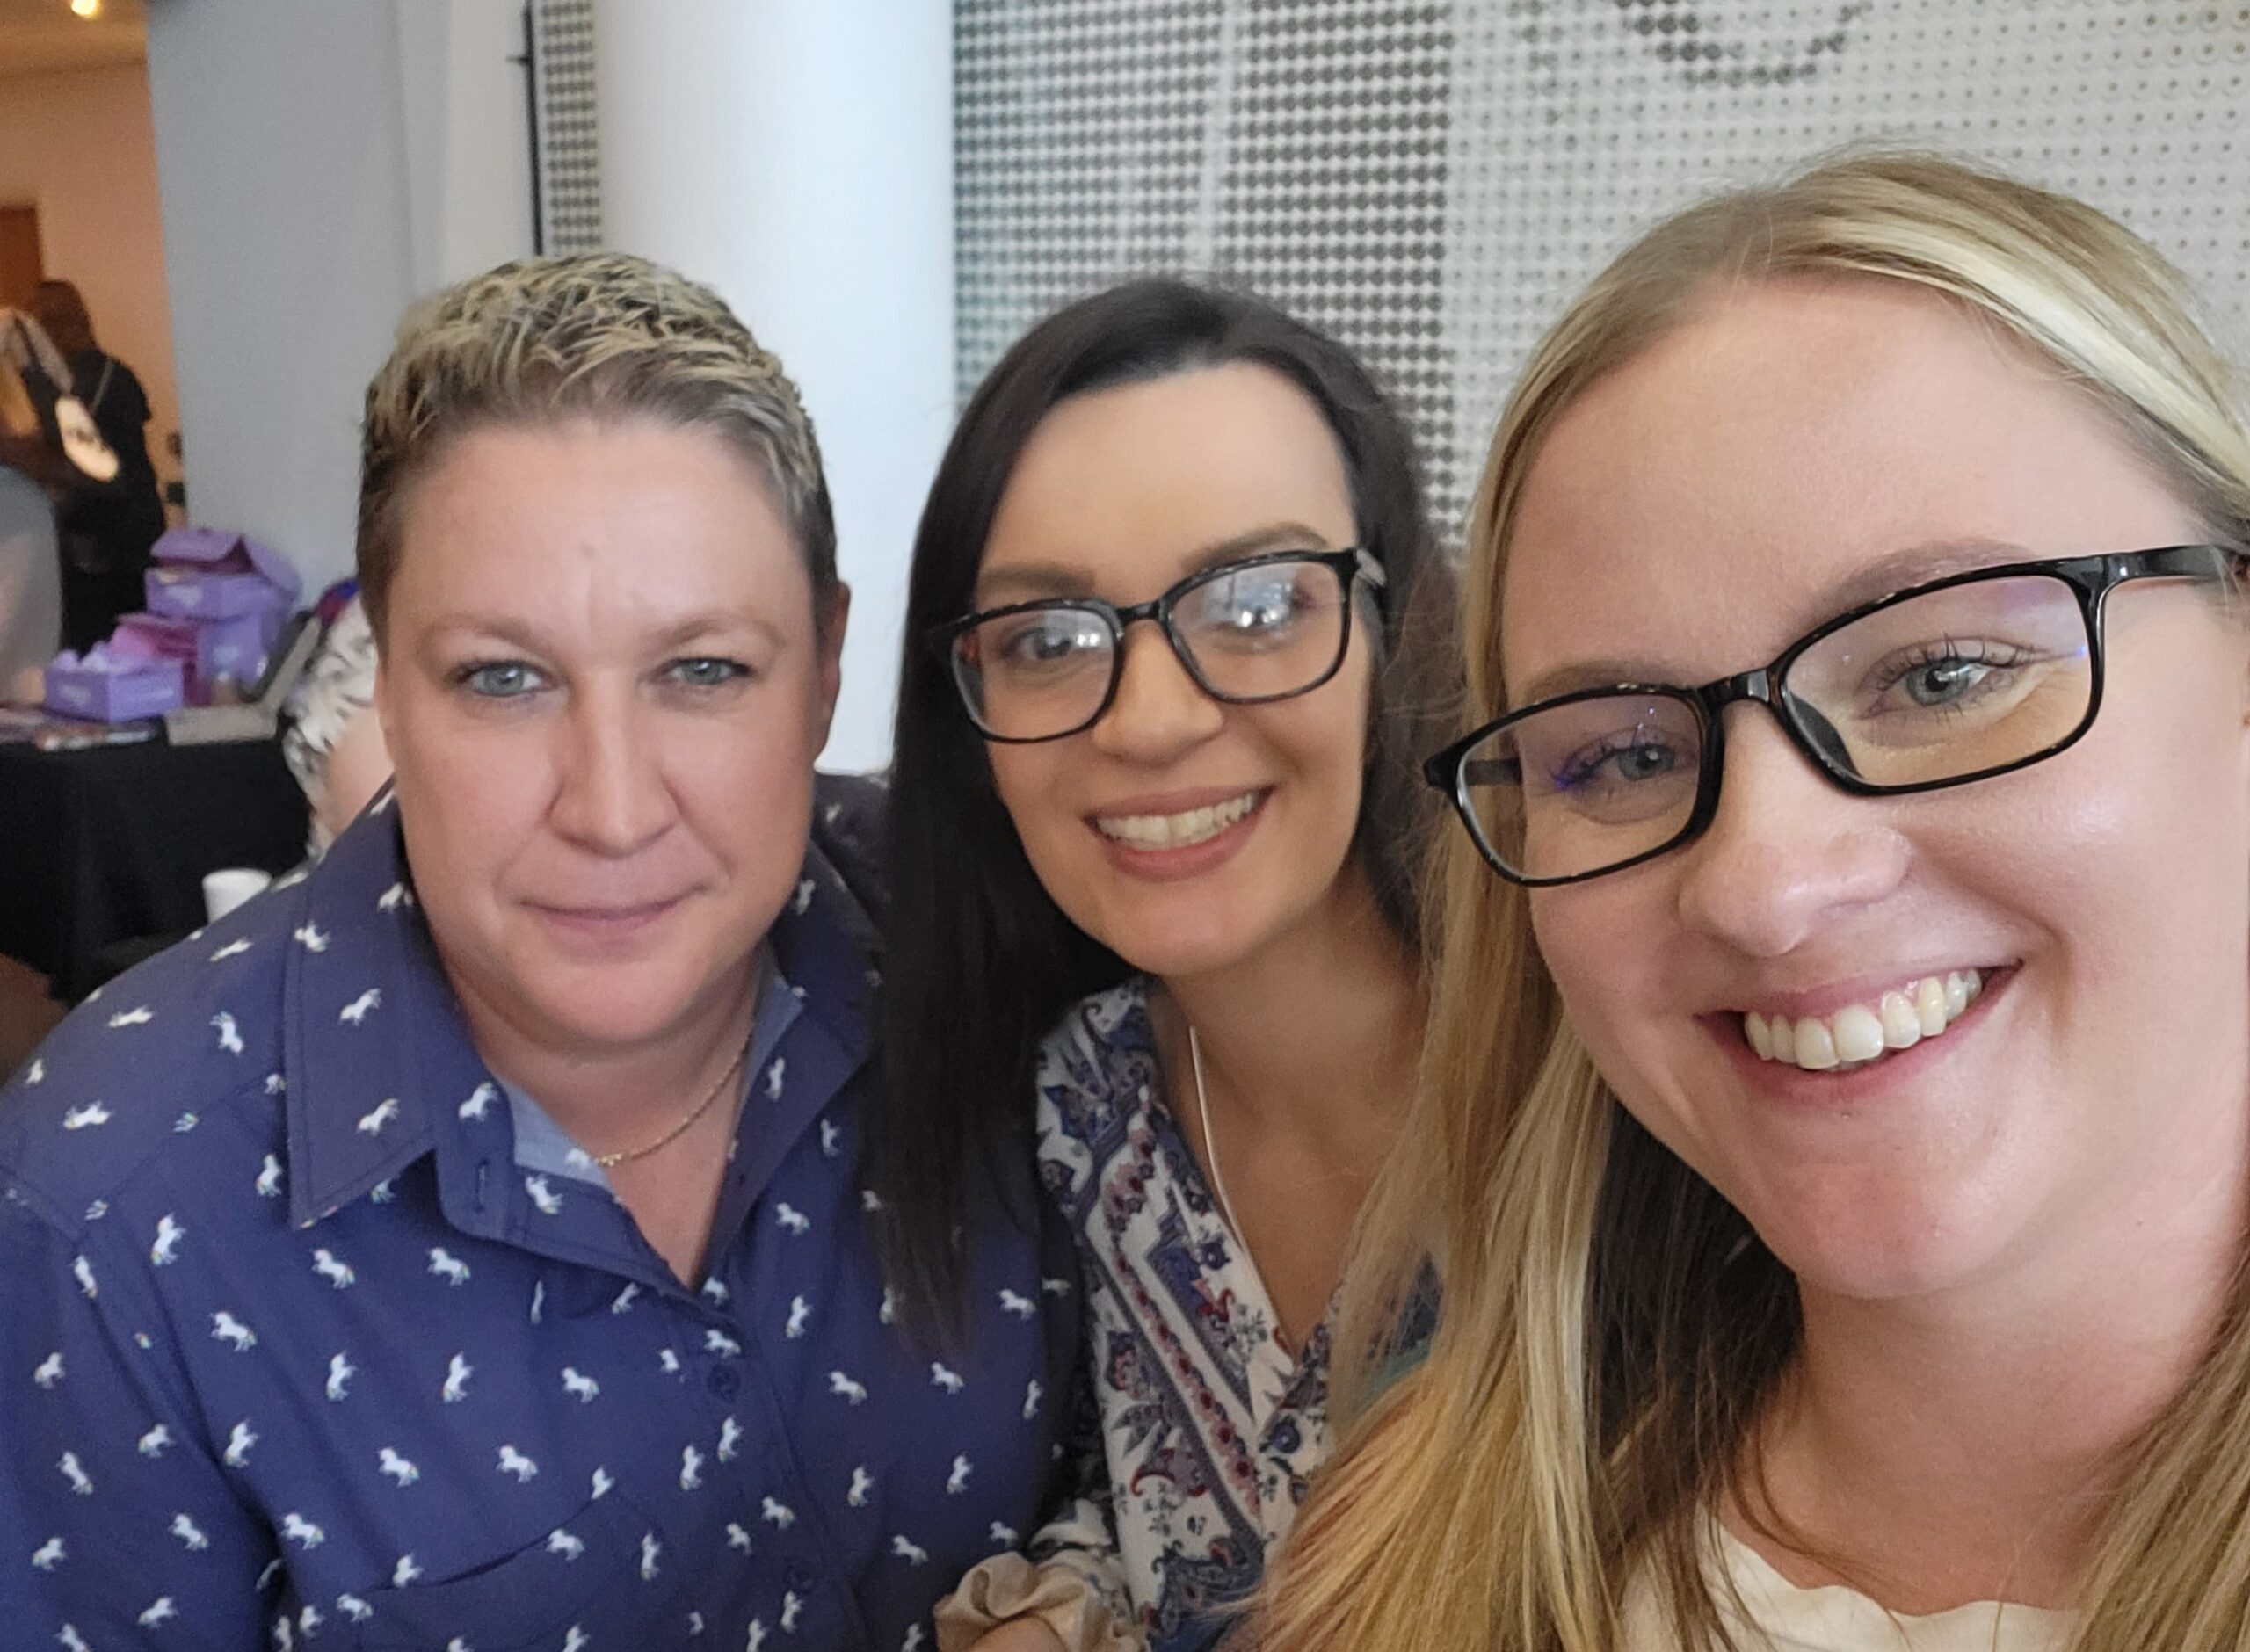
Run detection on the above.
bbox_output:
[195,611,276,689]
[112,612,206,700]
[144,529,301,623]
[44,648,186,722]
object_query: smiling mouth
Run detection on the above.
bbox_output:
[1744,967,2000,1074]
[1092,790,1267,851]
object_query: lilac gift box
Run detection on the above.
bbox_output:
[144,529,301,623]
[43,644,187,722]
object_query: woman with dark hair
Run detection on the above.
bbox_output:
[874,279,1455,1651]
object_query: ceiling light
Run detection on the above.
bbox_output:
[70,0,101,18]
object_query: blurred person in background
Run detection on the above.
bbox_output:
[24,279,166,652]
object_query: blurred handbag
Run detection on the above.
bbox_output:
[53,359,118,483]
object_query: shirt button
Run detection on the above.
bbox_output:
[787,1561,817,1592]
[707,1365,741,1401]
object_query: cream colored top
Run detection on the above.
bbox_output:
[1625,1530,2073,1652]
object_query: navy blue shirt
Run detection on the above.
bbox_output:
[0,781,1078,1650]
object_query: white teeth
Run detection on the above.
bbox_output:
[1094,791,1261,851]
[1793,1018,1839,1070]
[1878,991,1921,1051]
[1830,1004,1885,1065]
[1744,969,1986,1075]
[1745,1011,1775,1061]
[1915,976,1947,1038]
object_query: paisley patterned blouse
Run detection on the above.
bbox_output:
[1020,977,1332,1650]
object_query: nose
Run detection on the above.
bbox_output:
[1672,708,1909,958]
[548,683,679,857]
[1087,622,1224,763]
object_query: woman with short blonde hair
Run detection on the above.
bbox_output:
[1257,153,2250,1651]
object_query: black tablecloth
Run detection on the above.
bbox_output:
[0,736,308,1001]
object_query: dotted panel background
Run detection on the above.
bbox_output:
[957,0,2250,539]
[532,0,603,254]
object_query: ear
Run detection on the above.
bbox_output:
[812,581,852,745]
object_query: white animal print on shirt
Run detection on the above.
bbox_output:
[717,1417,743,1461]
[525,1176,562,1216]
[211,1311,257,1351]
[562,1366,599,1402]
[33,1351,62,1388]
[61,1103,111,1131]
[356,1098,400,1136]
[292,923,329,953]
[891,1535,930,1566]
[679,1445,704,1490]
[548,1528,584,1561]
[459,1081,497,1121]
[929,1362,964,1395]
[312,1249,354,1288]
[105,1006,153,1028]
[171,1513,209,1551]
[774,1202,809,1235]
[441,1354,472,1403]
[998,1288,1035,1319]
[848,1466,874,1507]
[786,1295,811,1338]
[760,1497,796,1530]
[256,1155,284,1198]
[496,1446,537,1482]
[31,1537,63,1570]
[378,1447,418,1486]
[223,1421,257,1467]
[150,1214,185,1266]
[326,1353,355,1402]
[280,1513,325,1549]
[138,1424,173,1457]
[427,1247,471,1286]
[946,1455,972,1496]
[212,1012,244,1054]
[829,1370,868,1405]
[57,1453,92,1496]
[338,989,381,1025]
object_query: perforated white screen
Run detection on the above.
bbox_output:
[956,1,2250,538]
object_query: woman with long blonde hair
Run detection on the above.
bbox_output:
[1257,152,2250,1650]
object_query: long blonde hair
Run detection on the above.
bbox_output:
[1255,151,2250,1652]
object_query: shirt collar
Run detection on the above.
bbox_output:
[282,792,490,1229]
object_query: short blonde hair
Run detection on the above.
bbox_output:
[356,252,836,634]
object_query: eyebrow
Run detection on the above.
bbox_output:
[975,521,1337,604]
[1513,536,2038,706]
[420,609,787,661]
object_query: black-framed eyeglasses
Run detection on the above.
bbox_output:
[940,547,1387,743]
[1424,544,2241,887]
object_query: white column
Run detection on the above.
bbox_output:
[594,0,954,774]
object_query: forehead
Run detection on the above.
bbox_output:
[1499,278,2196,700]
[388,417,809,630]
[981,362,1356,587]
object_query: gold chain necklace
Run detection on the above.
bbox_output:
[592,1030,753,1170]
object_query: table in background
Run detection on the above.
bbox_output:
[0,736,307,1002]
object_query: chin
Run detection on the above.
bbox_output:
[1751,1192,2014,1305]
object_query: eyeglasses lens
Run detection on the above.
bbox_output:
[1459,573,2094,881]
[951,557,1353,740]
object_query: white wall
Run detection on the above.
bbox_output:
[144,0,533,593]
[0,61,179,493]
[595,0,954,772]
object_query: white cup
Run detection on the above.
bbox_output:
[202,867,274,923]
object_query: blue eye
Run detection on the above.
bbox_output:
[456,661,545,699]
[667,657,749,689]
